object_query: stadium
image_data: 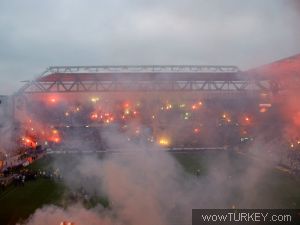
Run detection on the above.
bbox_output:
[1,1,300,224]
[8,54,300,152]
[1,55,300,225]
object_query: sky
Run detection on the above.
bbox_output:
[0,0,300,94]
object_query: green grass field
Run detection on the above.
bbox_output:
[175,152,300,208]
[0,178,65,225]
[0,151,300,225]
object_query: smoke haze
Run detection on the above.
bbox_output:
[0,1,300,224]
[19,127,288,225]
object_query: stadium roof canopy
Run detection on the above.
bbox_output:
[36,65,241,82]
[17,54,300,94]
[245,54,300,80]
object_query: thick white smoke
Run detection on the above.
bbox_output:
[19,205,119,225]
[19,126,283,225]
[0,96,17,156]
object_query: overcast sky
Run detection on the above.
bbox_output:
[0,0,300,94]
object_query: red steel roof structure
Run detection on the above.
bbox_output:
[18,55,300,94]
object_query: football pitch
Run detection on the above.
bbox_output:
[1,151,300,225]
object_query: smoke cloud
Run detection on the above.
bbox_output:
[0,97,17,155]
[19,125,286,225]
[19,205,118,225]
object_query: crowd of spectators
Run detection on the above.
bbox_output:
[0,166,61,192]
